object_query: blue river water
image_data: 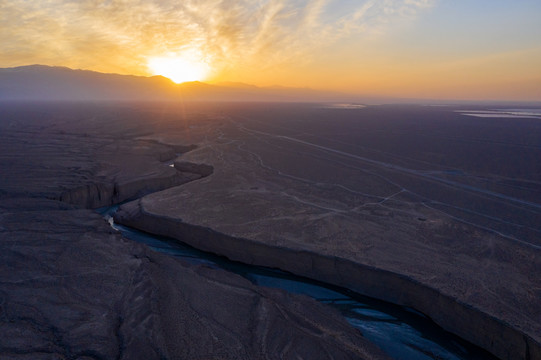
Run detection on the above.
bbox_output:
[98,206,496,360]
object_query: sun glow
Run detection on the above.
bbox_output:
[148,55,210,83]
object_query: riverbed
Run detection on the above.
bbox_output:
[99,205,495,360]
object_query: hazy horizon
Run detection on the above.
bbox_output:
[1,1,540,102]
[3,63,541,106]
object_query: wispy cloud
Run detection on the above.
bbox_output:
[0,0,435,75]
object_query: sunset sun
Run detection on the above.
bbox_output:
[148,55,210,83]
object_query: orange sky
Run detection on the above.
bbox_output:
[1,0,540,101]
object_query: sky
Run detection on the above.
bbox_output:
[1,0,540,101]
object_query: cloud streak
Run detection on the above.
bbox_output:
[0,0,435,76]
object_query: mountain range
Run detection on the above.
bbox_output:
[0,65,361,102]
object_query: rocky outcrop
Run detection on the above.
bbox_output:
[58,181,115,208]
[57,171,201,209]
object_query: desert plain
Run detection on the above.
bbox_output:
[1,101,540,360]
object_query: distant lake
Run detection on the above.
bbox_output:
[324,103,367,109]
[457,108,541,119]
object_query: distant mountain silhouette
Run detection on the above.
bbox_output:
[0,65,359,102]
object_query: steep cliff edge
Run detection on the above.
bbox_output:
[114,198,540,360]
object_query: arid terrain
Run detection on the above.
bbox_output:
[1,101,540,360]
[0,102,390,360]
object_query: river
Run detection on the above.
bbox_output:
[98,206,496,360]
